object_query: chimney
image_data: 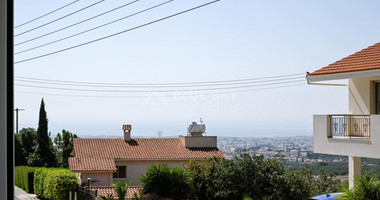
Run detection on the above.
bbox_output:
[122,124,132,142]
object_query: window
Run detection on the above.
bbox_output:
[375,82,380,114]
[113,166,126,178]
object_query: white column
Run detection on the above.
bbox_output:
[349,156,361,189]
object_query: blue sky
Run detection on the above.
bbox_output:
[13,0,380,137]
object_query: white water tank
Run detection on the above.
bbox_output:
[188,121,206,136]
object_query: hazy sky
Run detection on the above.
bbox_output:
[13,0,380,137]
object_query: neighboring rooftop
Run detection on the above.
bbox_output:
[308,42,380,77]
[69,138,224,172]
[93,186,142,199]
[68,157,116,172]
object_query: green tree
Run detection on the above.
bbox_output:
[113,180,131,200]
[62,130,77,168]
[35,98,57,167]
[139,164,189,200]
[186,155,342,200]
[14,132,26,166]
[54,132,63,167]
[337,173,380,200]
[19,128,38,166]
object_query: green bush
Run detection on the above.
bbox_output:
[34,168,50,197]
[139,164,189,200]
[43,169,79,200]
[186,155,342,200]
[15,166,37,193]
[337,173,380,200]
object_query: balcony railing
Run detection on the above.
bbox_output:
[329,115,370,138]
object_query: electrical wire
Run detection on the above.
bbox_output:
[14,0,220,64]
[14,0,106,37]
[15,83,306,98]
[15,73,306,85]
[15,79,306,93]
[14,0,174,55]
[14,0,140,47]
[14,76,305,88]
[14,0,80,29]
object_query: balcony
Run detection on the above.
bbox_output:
[313,114,380,158]
[329,115,370,139]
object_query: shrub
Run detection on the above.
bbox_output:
[186,155,342,200]
[15,166,37,193]
[337,173,380,200]
[139,164,189,200]
[34,168,50,197]
[113,180,131,200]
[43,169,79,200]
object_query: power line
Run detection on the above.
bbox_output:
[14,0,220,64]
[15,73,305,85]
[15,79,305,93]
[15,0,140,47]
[14,0,106,37]
[15,83,306,98]
[14,0,174,55]
[14,76,305,88]
[14,0,80,29]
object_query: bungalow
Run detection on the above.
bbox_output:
[68,124,224,186]
[306,42,380,189]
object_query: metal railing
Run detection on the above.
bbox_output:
[329,115,370,138]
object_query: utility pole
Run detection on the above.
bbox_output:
[14,108,25,134]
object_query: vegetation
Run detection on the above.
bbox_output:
[113,180,131,200]
[34,167,79,200]
[54,130,78,168]
[15,98,78,168]
[43,169,79,200]
[99,194,115,200]
[139,164,189,200]
[138,155,342,200]
[17,128,38,166]
[337,173,380,200]
[35,98,57,167]
[15,166,37,193]
[15,133,27,166]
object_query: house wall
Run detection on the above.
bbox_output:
[179,135,217,148]
[313,115,380,158]
[81,172,112,186]
[349,76,380,114]
[114,160,191,186]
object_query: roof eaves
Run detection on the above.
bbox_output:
[306,68,380,82]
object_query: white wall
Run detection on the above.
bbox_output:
[349,76,380,114]
[313,115,380,158]
[81,172,112,186]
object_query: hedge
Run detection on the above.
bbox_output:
[15,166,37,193]
[43,169,79,200]
[34,168,51,197]
[34,168,79,200]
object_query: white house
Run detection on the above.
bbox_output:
[306,42,380,189]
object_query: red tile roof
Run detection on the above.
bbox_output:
[308,42,380,76]
[70,138,224,172]
[68,157,116,172]
[93,186,142,199]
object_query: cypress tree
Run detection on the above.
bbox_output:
[36,98,57,167]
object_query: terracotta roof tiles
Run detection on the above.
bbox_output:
[308,42,380,76]
[73,138,224,160]
[93,186,142,199]
[68,157,116,172]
